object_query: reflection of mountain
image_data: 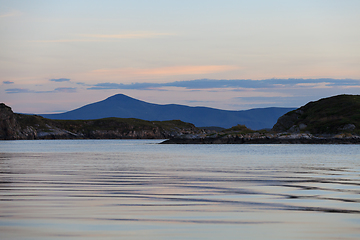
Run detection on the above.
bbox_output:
[40,94,294,130]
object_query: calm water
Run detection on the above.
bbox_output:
[0,140,359,240]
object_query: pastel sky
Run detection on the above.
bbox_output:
[1,0,359,114]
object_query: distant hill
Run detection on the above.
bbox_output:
[272,94,360,134]
[40,94,294,129]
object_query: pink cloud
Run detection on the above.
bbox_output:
[92,65,239,78]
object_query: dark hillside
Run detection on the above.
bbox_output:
[272,94,360,134]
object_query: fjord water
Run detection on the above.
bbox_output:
[0,140,359,240]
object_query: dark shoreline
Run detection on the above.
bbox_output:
[161,136,360,144]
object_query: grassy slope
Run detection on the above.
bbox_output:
[277,94,360,134]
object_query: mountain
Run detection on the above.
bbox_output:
[272,94,360,134]
[40,94,295,129]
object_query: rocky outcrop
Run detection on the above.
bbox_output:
[161,132,360,144]
[272,112,310,133]
[0,103,20,139]
[272,109,305,133]
[84,128,165,139]
[0,103,37,139]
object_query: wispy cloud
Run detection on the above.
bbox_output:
[82,32,175,39]
[32,39,102,43]
[6,87,76,94]
[0,10,21,18]
[295,82,332,89]
[75,82,91,86]
[5,88,32,94]
[54,87,76,92]
[88,82,159,90]
[91,65,238,78]
[50,78,70,82]
[137,65,238,76]
[3,81,14,84]
[88,78,360,90]
[32,32,174,43]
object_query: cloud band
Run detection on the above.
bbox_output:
[87,78,360,90]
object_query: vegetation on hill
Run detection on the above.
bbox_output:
[198,124,270,139]
[222,124,255,133]
[272,94,360,134]
[0,103,202,140]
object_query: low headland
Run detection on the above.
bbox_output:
[1,94,359,143]
[161,126,360,144]
[0,103,202,140]
[162,94,360,144]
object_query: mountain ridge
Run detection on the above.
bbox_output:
[40,94,295,130]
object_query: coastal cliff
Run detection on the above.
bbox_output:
[0,103,37,140]
[0,103,202,140]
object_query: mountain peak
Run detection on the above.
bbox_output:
[104,94,146,103]
[40,94,294,129]
[106,94,134,100]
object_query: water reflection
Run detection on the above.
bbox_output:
[0,141,359,239]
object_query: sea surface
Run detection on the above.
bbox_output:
[0,140,359,240]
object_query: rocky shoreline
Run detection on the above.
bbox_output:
[161,133,360,144]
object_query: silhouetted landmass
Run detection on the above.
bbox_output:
[40,94,294,130]
[3,94,359,143]
[0,103,202,140]
[161,135,360,144]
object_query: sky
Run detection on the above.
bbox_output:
[1,0,360,114]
